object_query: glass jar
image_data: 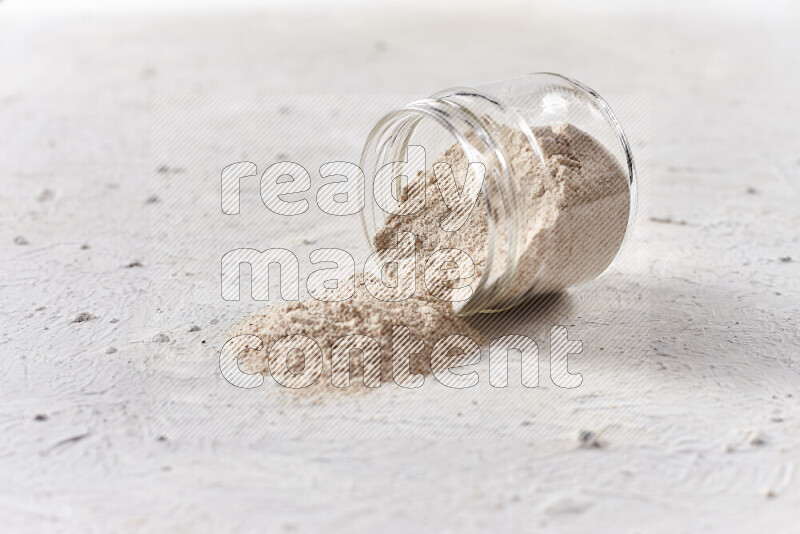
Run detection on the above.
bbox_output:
[359,73,637,316]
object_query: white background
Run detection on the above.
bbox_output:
[1,0,799,532]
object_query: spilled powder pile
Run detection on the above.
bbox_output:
[228,122,629,390]
[232,273,483,389]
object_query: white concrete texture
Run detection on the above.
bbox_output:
[1,3,799,533]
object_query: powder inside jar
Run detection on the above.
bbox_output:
[374,122,630,309]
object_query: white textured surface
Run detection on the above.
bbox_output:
[1,4,799,533]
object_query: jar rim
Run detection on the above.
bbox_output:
[358,93,521,315]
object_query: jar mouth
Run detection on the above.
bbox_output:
[358,93,521,316]
[359,73,637,316]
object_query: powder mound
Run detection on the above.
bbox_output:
[229,275,485,390]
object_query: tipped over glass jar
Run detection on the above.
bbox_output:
[360,73,637,316]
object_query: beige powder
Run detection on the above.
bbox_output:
[228,122,629,390]
[375,122,630,309]
[231,273,484,390]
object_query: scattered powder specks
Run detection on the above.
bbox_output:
[152,333,170,343]
[73,312,97,323]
